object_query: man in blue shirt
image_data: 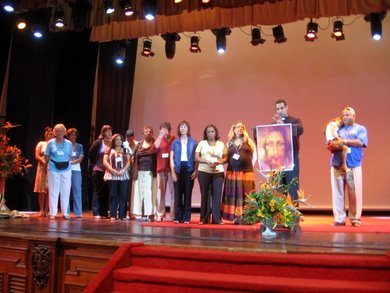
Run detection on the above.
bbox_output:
[330,107,368,227]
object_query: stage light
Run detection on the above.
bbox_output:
[54,6,65,28]
[141,38,155,57]
[143,0,156,20]
[272,25,287,43]
[161,32,181,59]
[2,1,17,13]
[32,24,44,38]
[115,47,126,65]
[174,0,182,3]
[30,8,49,39]
[251,27,265,45]
[201,0,211,3]
[365,12,386,41]
[331,20,345,41]
[104,0,115,14]
[305,19,318,41]
[212,27,231,54]
[190,36,201,53]
[16,19,27,30]
[119,0,134,16]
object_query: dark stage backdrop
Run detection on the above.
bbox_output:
[0,10,137,211]
[95,40,137,139]
[4,27,98,211]
[0,12,13,104]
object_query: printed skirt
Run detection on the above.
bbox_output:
[221,171,255,222]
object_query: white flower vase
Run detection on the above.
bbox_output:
[0,177,11,218]
[261,220,277,237]
[262,225,276,236]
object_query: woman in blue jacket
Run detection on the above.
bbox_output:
[170,121,197,224]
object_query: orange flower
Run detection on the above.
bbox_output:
[0,132,31,178]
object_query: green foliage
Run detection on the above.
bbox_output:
[243,169,301,229]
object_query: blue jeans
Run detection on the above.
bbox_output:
[69,170,83,216]
[109,180,129,219]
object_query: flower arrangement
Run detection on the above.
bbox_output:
[243,168,307,230]
[0,125,31,217]
[0,133,31,178]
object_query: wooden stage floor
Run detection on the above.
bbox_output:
[1,213,390,255]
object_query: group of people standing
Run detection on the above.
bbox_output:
[33,99,304,224]
[33,100,368,227]
[87,120,257,224]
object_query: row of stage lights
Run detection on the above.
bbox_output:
[103,0,213,19]
[1,0,214,39]
[113,12,386,64]
[1,1,386,62]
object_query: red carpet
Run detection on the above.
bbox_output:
[141,215,390,233]
[85,244,390,293]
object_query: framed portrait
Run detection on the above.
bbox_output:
[255,124,294,172]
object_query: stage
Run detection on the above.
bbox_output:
[1,212,390,292]
[1,212,390,255]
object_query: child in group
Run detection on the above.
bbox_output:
[325,116,349,174]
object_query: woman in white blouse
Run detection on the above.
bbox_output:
[195,124,227,224]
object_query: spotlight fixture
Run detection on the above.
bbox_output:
[161,32,181,59]
[16,18,27,30]
[2,1,17,13]
[115,45,126,65]
[141,38,155,57]
[251,27,265,45]
[331,20,345,41]
[272,25,287,43]
[30,9,49,39]
[54,6,65,28]
[32,24,45,38]
[201,0,211,3]
[305,19,318,41]
[104,0,115,14]
[174,0,182,3]
[119,0,134,16]
[365,11,386,41]
[212,27,231,54]
[143,0,156,20]
[190,36,201,53]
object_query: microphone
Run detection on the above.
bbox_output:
[279,113,286,121]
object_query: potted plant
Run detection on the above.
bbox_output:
[243,168,308,236]
[0,123,31,217]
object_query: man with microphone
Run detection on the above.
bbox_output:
[272,99,304,202]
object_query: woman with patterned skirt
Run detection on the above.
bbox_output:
[222,121,256,224]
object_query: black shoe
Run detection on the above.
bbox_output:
[332,221,345,226]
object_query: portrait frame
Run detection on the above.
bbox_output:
[255,124,294,172]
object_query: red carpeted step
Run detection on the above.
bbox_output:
[112,266,390,293]
[129,246,390,281]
